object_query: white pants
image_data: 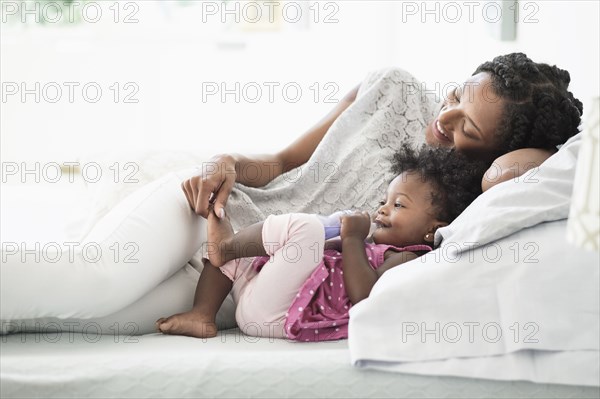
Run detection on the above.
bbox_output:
[1,167,237,334]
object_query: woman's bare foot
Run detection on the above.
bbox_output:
[206,207,235,267]
[155,311,217,338]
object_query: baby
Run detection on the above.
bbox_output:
[156,145,488,341]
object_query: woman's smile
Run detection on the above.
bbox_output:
[432,119,453,144]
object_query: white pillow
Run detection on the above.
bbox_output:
[434,133,582,251]
[349,219,600,385]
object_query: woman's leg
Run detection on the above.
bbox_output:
[235,213,325,339]
[1,167,208,320]
[1,264,238,336]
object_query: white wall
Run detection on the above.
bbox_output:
[2,1,598,163]
[1,1,397,162]
[389,0,599,123]
[511,0,599,119]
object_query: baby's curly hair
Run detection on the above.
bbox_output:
[474,52,583,154]
[391,144,488,223]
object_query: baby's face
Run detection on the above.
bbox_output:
[371,173,443,247]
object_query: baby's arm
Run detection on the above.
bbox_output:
[341,235,376,305]
[342,242,417,305]
[340,211,412,305]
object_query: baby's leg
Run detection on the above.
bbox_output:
[235,213,325,339]
[206,208,267,267]
[156,208,239,337]
[156,258,232,338]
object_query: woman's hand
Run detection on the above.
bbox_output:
[340,211,371,241]
[182,154,237,218]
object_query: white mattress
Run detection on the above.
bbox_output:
[1,329,598,398]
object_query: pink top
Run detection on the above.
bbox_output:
[251,242,432,342]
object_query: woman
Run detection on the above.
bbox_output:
[0,53,583,329]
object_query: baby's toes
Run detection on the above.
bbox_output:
[157,317,175,333]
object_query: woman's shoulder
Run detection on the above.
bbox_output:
[357,67,424,98]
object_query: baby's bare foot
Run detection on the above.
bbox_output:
[206,207,235,267]
[156,311,217,338]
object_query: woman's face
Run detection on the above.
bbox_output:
[424,72,505,161]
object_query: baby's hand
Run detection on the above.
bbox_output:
[340,211,371,241]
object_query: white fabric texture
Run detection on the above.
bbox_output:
[348,134,600,387]
[567,96,600,250]
[1,264,237,335]
[73,150,214,242]
[1,168,205,320]
[1,67,438,326]
[2,329,599,398]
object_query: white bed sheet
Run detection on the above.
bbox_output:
[1,329,599,399]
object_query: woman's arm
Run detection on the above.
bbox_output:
[232,83,360,186]
[183,84,359,218]
[481,147,555,192]
[274,84,360,175]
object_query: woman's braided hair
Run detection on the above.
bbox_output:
[474,52,583,153]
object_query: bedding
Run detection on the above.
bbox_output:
[1,329,599,398]
[2,154,598,398]
[434,132,582,250]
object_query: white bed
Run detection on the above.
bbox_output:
[1,132,599,398]
[1,329,598,399]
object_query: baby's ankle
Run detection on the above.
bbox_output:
[189,307,217,322]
